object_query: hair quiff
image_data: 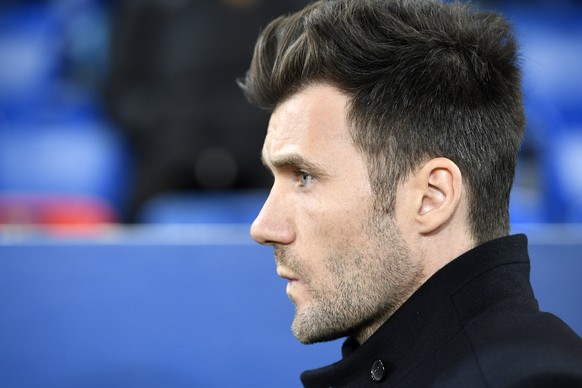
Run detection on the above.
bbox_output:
[239,0,525,244]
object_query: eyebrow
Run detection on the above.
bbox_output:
[261,153,329,178]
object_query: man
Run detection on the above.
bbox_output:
[239,0,582,386]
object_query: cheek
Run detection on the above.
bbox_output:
[299,195,371,248]
[302,213,370,282]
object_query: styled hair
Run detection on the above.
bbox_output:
[238,0,525,244]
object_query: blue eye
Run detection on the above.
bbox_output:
[299,171,313,187]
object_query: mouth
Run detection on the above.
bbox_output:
[285,278,299,297]
[277,268,300,291]
[277,269,298,282]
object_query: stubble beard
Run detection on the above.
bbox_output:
[278,213,424,345]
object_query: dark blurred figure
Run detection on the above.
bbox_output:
[105,0,309,222]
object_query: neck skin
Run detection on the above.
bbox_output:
[413,206,477,283]
[352,182,476,345]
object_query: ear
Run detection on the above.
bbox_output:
[413,157,463,235]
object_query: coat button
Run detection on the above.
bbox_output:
[371,359,385,382]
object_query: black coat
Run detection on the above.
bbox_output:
[301,235,582,387]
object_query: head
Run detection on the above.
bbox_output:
[240,0,525,344]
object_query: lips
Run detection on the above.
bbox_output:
[274,249,302,295]
[277,268,299,283]
[277,268,301,294]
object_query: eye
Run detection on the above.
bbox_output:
[298,170,313,187]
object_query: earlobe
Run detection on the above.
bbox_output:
[416,158,463,235]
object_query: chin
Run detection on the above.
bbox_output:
[291,312,352,344]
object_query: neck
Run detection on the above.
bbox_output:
[352,228,476,345]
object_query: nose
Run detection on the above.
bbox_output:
[250,188,295,246]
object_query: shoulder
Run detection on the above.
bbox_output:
[464,309,582,386]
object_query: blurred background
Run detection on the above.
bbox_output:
[0,0,580,227]
[0,0,308,227]
[0,0,581,387]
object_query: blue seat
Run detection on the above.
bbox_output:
[138,190,269,224]
[0,4,62,106]
[505,3,582,223]
[0,113,132,223]
[0,3,132,223]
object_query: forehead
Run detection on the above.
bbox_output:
[263,84,354,159]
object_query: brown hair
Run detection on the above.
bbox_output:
[239,0,525,244]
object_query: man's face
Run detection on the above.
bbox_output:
[251,84,424,344]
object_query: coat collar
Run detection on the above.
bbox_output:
[301,234,533,387]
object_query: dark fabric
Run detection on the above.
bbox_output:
[301,235,582,387]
